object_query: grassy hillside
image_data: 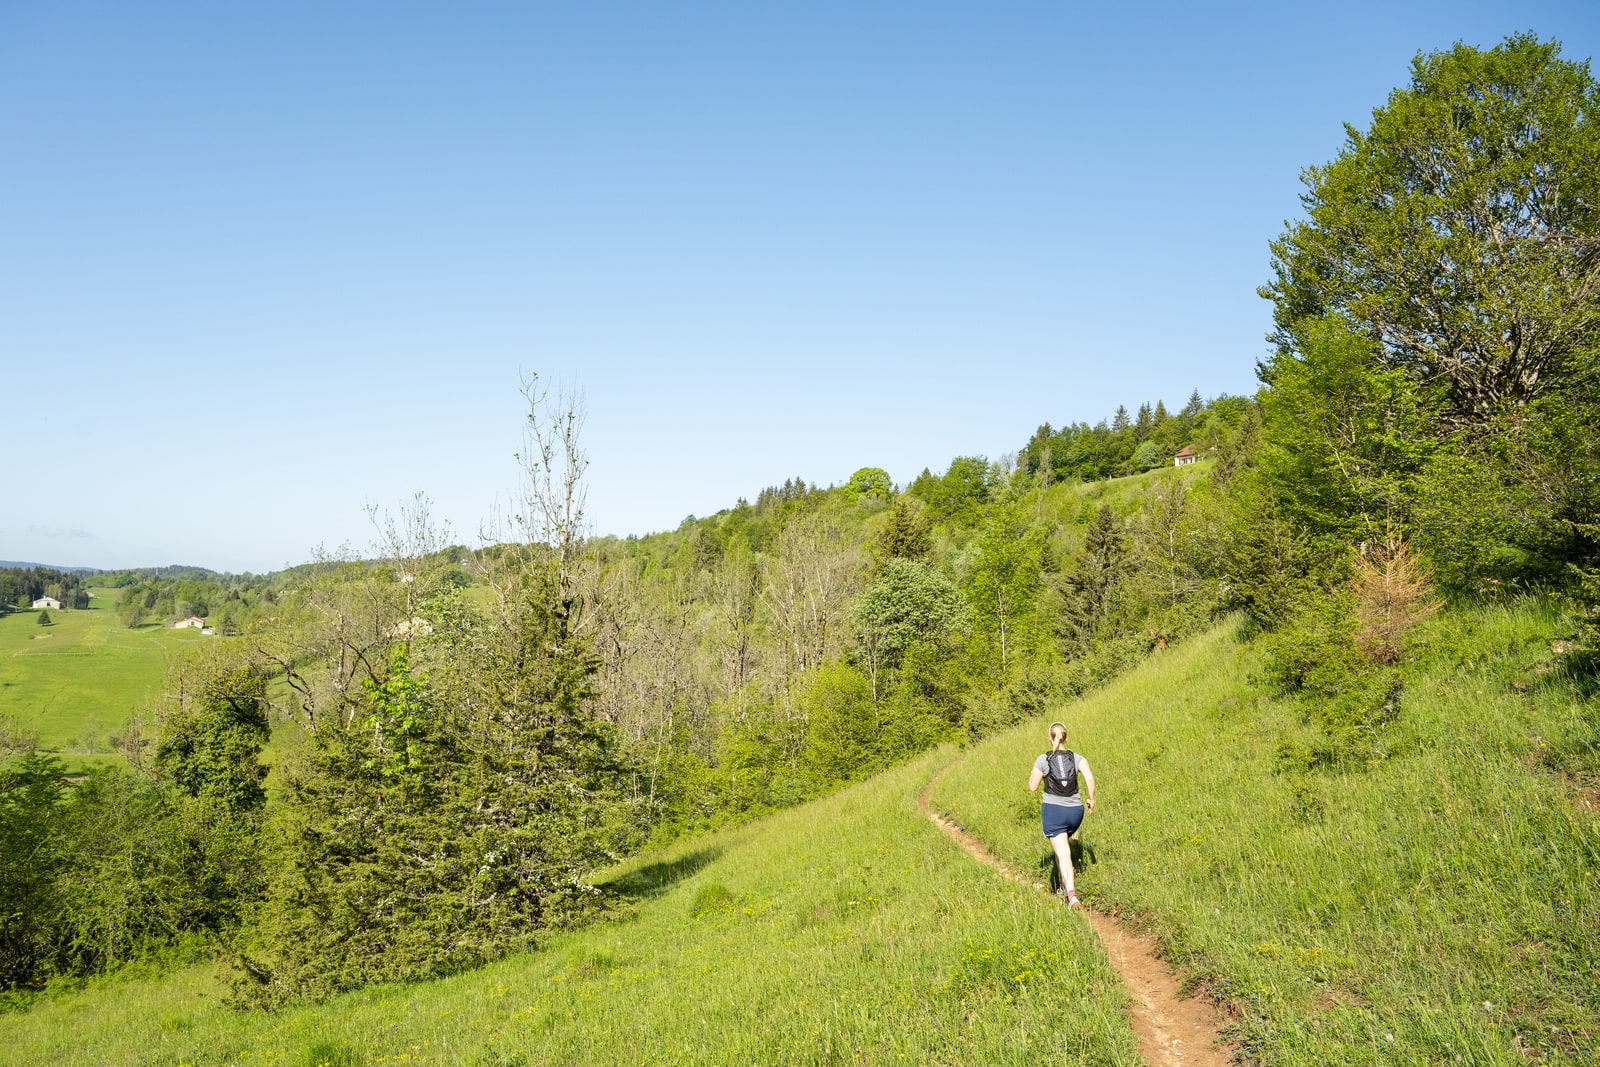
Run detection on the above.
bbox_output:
[931,603,1599,1066]
[0,593,202,760]
[5,595,1592,1065]
[0,750,1142,1067]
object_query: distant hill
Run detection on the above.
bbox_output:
[0,560,100,573]
[108,564,224,580]
[0,561,229,579]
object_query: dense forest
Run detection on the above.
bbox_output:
[2,32,1597,1013]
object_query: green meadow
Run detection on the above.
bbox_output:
[932,605,1600,1066]
[0,750,1141,1067]
[0,593,203,760]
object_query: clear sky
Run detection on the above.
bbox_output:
[3,1,1595,573]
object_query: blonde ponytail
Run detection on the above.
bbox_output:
[1048,721,1068,749]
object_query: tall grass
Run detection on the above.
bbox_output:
[931,601,1600,1066]
[2,751,1140,1066]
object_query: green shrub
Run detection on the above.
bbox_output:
[1259,590,1405,763]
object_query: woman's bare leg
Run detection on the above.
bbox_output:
[1048,832,1074,895]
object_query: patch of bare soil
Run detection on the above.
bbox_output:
[918,768,1237,1067]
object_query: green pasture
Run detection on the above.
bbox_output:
[0,591,202,757]
[931,604,1600,1066]
[0,750,1140,1067]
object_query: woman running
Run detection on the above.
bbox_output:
[1027,721,1096,907]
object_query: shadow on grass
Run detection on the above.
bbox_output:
[1560,648,1600,700]
[603,847,724,901]
[1036,838,1097,892]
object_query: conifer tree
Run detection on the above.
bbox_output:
[875,497,932,563]
[238,392,617,1006]
[1134,402,1153,443]
[1059,505,1128,649]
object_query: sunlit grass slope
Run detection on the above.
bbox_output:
[0,592,200,758]
[2,751,1142,1067]
[931,604,1599,1067]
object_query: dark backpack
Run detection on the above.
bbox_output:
[1042,750,1078,797]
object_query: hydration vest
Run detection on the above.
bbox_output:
[1042,750,1079,798]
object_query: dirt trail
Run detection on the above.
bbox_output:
[918,767,1235,1067]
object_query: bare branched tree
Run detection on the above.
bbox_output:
[367,492,452,610]
[473,373,596,643]
[760,510,863,685]
[711,541,764,703]
[515,373,589,583]
[254,547,405,734]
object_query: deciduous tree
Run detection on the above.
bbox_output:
[852,558,964,698]
[844,467,892,503]
[1264,34,1600,425]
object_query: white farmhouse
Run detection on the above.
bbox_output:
[173,616,207,629]
[32,596,61,611]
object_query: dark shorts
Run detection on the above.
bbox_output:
[1041,802,1084,839]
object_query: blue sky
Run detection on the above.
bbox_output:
[3,1,1595,572]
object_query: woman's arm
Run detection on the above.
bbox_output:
[1079,757,1096,812]
[1027,766,1043,792]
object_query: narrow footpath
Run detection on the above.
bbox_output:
[918,764,1236,1067]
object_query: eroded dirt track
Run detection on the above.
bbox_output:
[917,767,1236,1067]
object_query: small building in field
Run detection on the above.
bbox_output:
[32,597,61,611]
[1173,446,1199,467]
[173,616,206,629]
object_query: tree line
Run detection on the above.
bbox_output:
[1015,390,1250,483]
[0,568,92,611]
